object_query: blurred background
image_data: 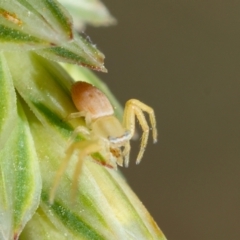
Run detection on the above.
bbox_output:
[86,1,240,239]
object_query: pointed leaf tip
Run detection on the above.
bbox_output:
[37,32,107,72]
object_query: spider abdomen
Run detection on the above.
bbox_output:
[71,81,114,120]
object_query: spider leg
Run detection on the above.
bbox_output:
[65,111,92,126]
[71,140,102,200]
[117,156,124,167]
[122,101,135,167]
[65,111,85,121]
[49,143,76,203]
[122,99,157,165]
[67,125,90,148]
[134,107,150,164]
[110,147,124,167]
[50,126,91,203]
[123,101,135,137]
[127,99,157,143]
[122,142,131,167]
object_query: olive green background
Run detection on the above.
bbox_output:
[87,1,240,239]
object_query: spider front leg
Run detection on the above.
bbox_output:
[123,99,158,166]
[70,139,103,199]
[50,125,91,203]
[122,105,150,166]
[50,138,103,203]
[49,141,77,203]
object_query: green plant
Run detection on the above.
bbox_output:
[0,1,166,239]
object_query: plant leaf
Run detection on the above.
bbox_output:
[0,93,41,238]
[0,0,73,50]
[0,53,17,151]
[4,51,79,139]
[20,208,74,240]
[37,31,107,72]
[59,0,116,30]
[0,1,108,72]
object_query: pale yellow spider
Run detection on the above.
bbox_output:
[50,81,157,202]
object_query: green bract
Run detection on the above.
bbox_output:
[59,0,116,30]
[0,0,166,239]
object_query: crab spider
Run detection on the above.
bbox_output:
[50,81,157,202]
